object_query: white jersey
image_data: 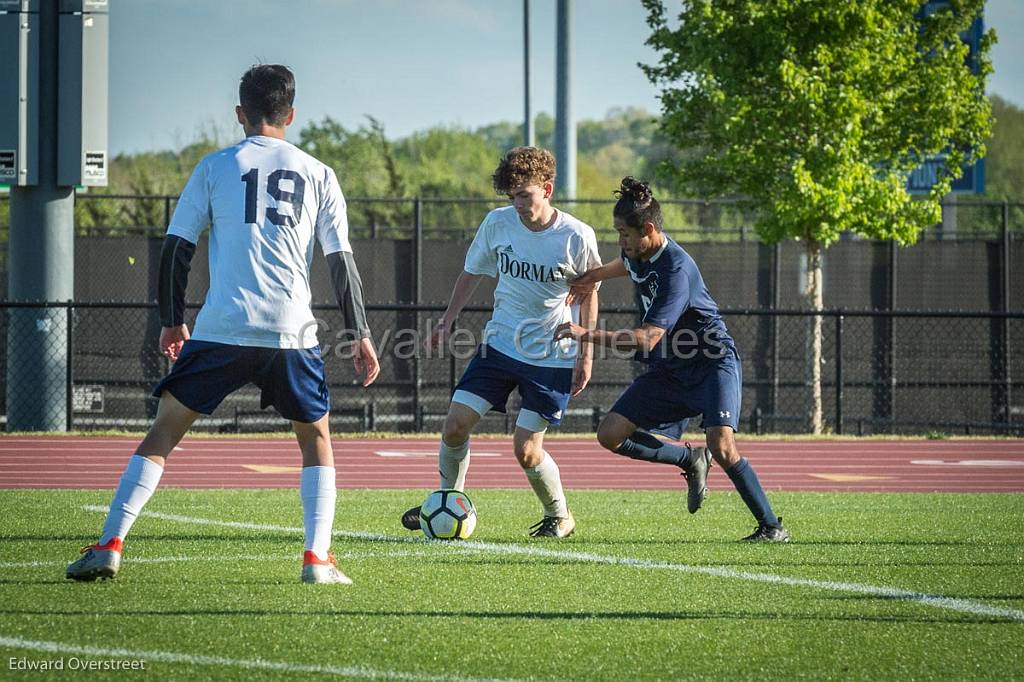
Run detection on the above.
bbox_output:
[167,135,351,349]
[464,205,602,368]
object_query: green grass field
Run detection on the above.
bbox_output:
[2,489,1022,680]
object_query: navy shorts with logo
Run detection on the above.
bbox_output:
[152,340,330,423]
[611,346,742,439]
[455,345,573,425]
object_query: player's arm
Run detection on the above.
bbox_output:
[555,321,666,354]
[427,271,484,350]
[157,234,197,361]
[570,285,598,396]
[158,158,211,361]
[326,250,379,387]
[566,258,627,304]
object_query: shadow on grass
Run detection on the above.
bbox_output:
[0,607,1015,626]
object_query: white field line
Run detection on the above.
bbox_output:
[0,635,519,682]
[0,548,463,570]
[81,505,1024,623]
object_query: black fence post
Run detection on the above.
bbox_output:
[1001,201,1012,423]
[835,313,844,435]
[163,196,172,229]
[771,243,781,425]
[413,198,424,432]
[887,241,898,430]
[65,300,74,431]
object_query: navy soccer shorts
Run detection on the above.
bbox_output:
[152,340,330,423]
[610,346,743,438]
[452,344,573,427]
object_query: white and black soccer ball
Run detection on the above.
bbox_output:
[419,489,477,540]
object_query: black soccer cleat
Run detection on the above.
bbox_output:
[528,512,576,538]
[400,506,422,531]
[681,445,712,514]
[741,516,791,543]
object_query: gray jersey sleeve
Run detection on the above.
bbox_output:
[326,251,371,340]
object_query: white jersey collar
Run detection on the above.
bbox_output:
[647,237,669,263]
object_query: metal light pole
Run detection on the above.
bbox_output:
[554,0,575,198]
[4,0,108,431]
[523,0,533,147]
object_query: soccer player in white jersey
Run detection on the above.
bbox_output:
[399,147,601,538]
[66,64,380,584]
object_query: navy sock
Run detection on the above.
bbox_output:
[615,431,691,467]
[725,457,779,528]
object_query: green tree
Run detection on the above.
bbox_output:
[298,116,411,236]
[643,0,993,433]
[984,96,1024,202]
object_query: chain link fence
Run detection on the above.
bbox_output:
[3,194,1024,264]
[1,302,1020,436]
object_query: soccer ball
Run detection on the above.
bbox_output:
[419,489,477,540]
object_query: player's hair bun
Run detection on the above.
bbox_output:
[618,176,653,209]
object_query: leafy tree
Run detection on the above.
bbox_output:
[298,116,411,236]
[643,0,993,433]
[981,96,1024,231]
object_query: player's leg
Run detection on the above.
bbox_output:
[399,400,485,531]
[707,426,786,542]
[258,346,352,583]
[597,372,712,514]
[439,400,485,489]
[598,372,700,467]
[515,426,574,538]
[292,414,351,584]
[514,364,575,537]
[401,345,515,531]
[441,345,517,489]
[67,341,255,581]
[699,351,789,542]
[66,391,200,581]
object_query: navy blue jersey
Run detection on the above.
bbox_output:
[623,236,734,367]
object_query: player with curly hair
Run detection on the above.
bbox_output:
[399,147,602,538]
[555,176,789,542]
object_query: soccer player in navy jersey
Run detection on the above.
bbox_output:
[555,177,789,542]
[66,64,381,584]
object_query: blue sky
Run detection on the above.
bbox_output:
[110,0,1024,156]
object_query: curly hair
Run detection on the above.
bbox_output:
[492,147,557,194]
[613,176,663,231]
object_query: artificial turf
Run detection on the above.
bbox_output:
[1,488,1021,680]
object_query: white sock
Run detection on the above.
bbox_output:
[99,455,164,545]
[301,466,336,561]
[438,439,470,490]
[524,451,568,518]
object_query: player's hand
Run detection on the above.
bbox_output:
[553,321,587,342]
[425,317,454,352]
[353,337,380,387]
[565,282,596,306]
[159,324,190,362]
[571,353,592,397]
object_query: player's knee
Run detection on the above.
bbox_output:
[596,418,626,452]
[513,442,543,467]
[706,431,741,468]
[512,429,545,465]
[442,414,472,445]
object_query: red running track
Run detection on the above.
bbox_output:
[0,437,1022,492]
